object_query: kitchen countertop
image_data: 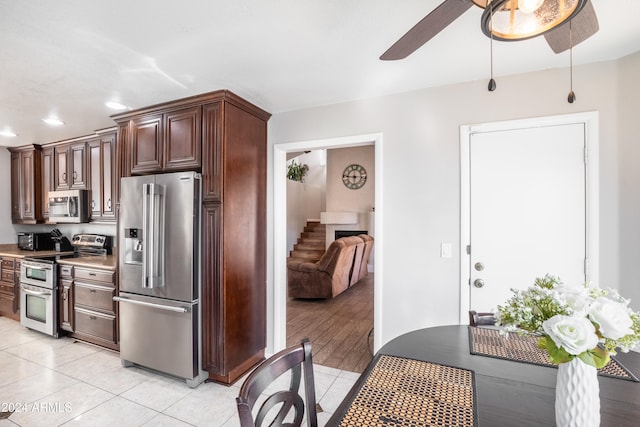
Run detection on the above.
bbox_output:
[0,244,116,271]
[0,244,73,259]
[57,255,116,271]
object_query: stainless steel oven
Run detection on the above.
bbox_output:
[20,258,58,338]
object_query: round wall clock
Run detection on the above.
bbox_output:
[342,164,367,189]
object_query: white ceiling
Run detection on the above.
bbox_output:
[1,0,639,147]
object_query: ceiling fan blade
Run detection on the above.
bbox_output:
[544,1,599,54]
[380,0,473,61]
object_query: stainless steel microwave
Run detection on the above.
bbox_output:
[48,189,89,223]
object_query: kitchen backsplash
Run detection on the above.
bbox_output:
[8,223,117,247]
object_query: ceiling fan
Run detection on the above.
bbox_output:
[380,0,599,60]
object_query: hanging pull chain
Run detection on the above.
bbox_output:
[568,20,576,103]
[488,0,496,91]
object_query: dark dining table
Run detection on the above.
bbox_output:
[326,325,640,426]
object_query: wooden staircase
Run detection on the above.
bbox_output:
[288,221,326,263]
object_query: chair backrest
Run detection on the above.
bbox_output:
[236,339,318,427]
[469,310,497,326]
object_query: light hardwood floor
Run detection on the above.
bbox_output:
[286,273,374,373]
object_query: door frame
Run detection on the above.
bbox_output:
[459,112,600,324]
[273,132,383,353]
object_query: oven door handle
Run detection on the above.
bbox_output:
[22,287,52,297]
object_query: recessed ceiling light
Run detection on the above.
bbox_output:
[43,118,64,126]
[0,130,17,137]
[105,101,128,110]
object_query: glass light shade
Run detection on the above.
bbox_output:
[481,0,588,41]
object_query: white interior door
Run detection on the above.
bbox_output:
[468,123,587,312]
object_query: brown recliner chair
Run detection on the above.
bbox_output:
[287,236,362,299]
[357,234,374,281]
[349,237,365,287]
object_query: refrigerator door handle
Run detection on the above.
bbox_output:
[142,183,166,289]
[113,296,188,313]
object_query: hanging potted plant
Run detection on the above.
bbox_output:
[287,160,309,183]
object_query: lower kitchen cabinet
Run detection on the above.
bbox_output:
[74,307,116,345]
[58,263,118,350]
[0,257,19,320]
[59,265,74,332]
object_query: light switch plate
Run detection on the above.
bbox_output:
[441,243,452,258]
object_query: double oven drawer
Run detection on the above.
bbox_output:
[75,268,114,284]
[74,282,115,313]
[74,307,116,341]
[69,266,117,346]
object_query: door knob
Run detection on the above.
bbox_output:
[473,278,485,288]
[474,262,484,271]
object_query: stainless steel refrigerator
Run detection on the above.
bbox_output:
[115,171,207,387]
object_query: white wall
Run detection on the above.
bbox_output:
[271,57,626,348]
[618,51,640,310]
[325,146,375,244]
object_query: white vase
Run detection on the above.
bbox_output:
[555,357,600,427]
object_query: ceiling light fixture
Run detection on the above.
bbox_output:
[105,101,128,110]
[42,118,64,126]
[481,0,588,41]
[0,130,17,137]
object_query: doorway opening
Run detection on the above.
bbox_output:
[273,133,383,371]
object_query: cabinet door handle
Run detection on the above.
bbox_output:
[73,171,77,180]
[62,172,66,181]
[89,315,97,320]
[91,200,95,209]
[107,198,111,209]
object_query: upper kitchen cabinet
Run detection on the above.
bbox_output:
[41,146,54,221]
[112,90,270,385]
[8,145,43,224]
[54,140,88,190]
[123,105,201,175]
[88,129,117,222]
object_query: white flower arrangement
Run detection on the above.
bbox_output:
[496,275,640,369]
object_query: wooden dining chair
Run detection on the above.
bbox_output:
[469,310,497,327]
[236,338,318,427]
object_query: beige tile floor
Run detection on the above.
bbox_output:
[0,316,358,426]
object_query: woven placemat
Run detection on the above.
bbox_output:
[337,355,477,427]
[469,326,639,382]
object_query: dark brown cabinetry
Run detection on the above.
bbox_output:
[0,257,19,320]
[88,130,117,222]
[113,90,270,384]
[9,128,118,224]
[54,141,87,190]
[128,105,201,175]
[41,146,55,221]
[9,145,43,224]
